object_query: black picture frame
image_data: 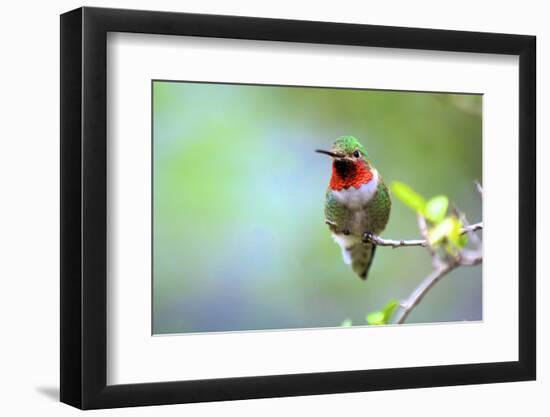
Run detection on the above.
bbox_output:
[60,6,536,410]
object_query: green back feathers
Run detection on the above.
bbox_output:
[331,135,368,158]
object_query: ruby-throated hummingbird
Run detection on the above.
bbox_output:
[316,136,391,280]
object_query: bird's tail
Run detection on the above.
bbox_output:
[348,241,377,281]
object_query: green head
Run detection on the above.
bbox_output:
[332,135,368,158]
[315,135,368,160]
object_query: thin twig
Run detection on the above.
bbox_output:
[457,207,482,250]
[459,249,483,266]
[394,263,457,324]
[475,180,483,197]
[365,234,427,248]
[394,247,482,323]
[364,222,482,248]
[464,222,483,233]
[417,214,441,269]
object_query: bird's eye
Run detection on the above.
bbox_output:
[353,150,361,158]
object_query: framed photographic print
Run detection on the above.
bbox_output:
[60,6,536,409]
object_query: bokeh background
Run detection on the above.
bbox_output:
[153,80,482,334]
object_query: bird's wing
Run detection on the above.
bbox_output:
[324,189,350,233]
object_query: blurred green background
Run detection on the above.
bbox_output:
[152,80,482,334]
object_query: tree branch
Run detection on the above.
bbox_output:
[394,263,456,324]
[393,247,482,324]
[366,182,483,324]
[464,222,483,233]
[364,233,427,248]
[364,222,482,248]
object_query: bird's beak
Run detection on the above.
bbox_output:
[315,149,341,158]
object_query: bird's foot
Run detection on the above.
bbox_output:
[363,231,377,244]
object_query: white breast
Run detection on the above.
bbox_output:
[332,170,379,209]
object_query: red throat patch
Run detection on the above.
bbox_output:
[329,160,373,191]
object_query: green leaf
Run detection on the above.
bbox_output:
[341,318,353,327]
[390,181,427,213]
[448,217,466,249]
[367,299,399,325]
[428,216,468,253]
[458,234,468,248]
[382,299,399,322]
[428,217,455,245]
[366,311,385,325]
[425,195,449,223]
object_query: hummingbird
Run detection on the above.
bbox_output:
[316,135,391,280]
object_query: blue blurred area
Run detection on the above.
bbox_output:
[153,81,482,334]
